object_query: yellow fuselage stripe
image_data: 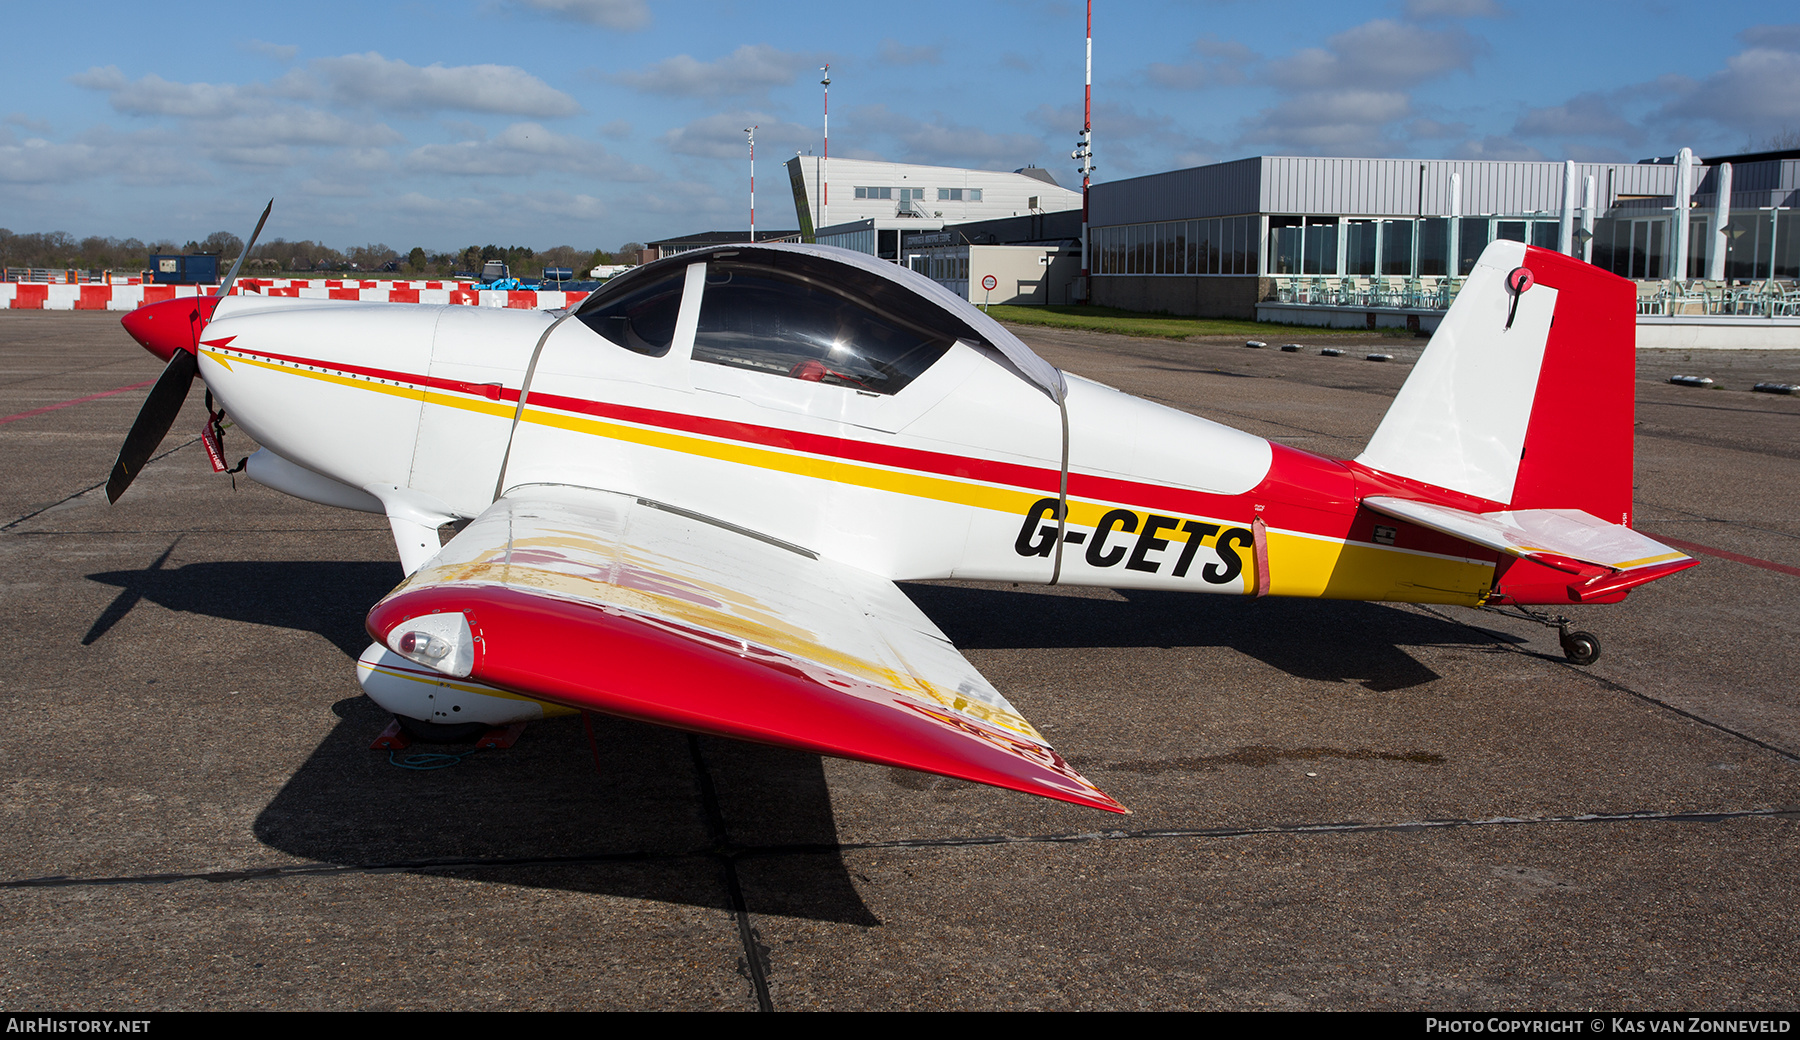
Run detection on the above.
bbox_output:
[215,349,1496,604]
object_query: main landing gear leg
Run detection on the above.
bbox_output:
[1478,604,1602,666]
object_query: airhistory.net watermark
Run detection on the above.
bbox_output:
[4,1020,149,1034]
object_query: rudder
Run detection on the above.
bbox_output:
[1356,240,1637,524]
[1506,246,1637,526]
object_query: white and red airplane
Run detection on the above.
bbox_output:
[109,215,1696,814]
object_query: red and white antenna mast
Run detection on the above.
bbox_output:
[745,125,757,242]
[1073,0,1096,298]
[820,64,831,233]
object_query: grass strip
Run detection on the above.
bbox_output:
[983,304,1399,340]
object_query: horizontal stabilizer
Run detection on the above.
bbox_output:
[366,484,1124,813]
[1364,496,1696,601]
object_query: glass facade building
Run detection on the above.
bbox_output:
[1085,152,1800,318]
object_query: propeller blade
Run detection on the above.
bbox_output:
[106,350,199,503]
[215,198,273,300]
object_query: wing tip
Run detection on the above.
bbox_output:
[374,575,1136,813]
[1028,775,1129,815]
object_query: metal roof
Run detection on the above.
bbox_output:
[1089,155,1686,225]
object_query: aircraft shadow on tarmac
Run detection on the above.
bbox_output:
[84,558,878,924]
[84,555,402,658]
[901,582,1519,693]
[83,559,1518,925]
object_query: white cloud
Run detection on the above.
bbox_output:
[313,53,580,117]
[1029,99,1180,147]
[440,120,488,142]
[1656,43,1800,136]
[409,121,655,179]
[1145,36,1256,90]
[244,39,298,62]
[5,113,53,135]
[511,0,649,30]
[1239,90,1414,153]
[1230,18,1486,155]
[394,191,471,221]
[1270,89,1412,127]
[394,188,612,226]
[852,104,1042,168]
[0,137,104,184]
[1451,135,1545,161]
[1468,40,1800,161]
[1514,92,1644,144]
[520,190,611,221]
[1405,117,1470,139]
[615,45,816,99]
[300,179,372,198]
[1029,97,1222,174]
[1266,20,1481,91]
[336,148,399,174]
[618,181,732,218]
[661,113,812,160]
[1736,23,1800,51]
[204,144,300,168]
[67,64,415,176]
[70,65,409,150]
[208,110,403,150]
[1505,31,1800,158]
[0,128,207,186]
[1561,143,1634,163]
[73,67,258,119]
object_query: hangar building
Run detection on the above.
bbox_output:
[1083,149,1800,320]
[786,156,1081,262]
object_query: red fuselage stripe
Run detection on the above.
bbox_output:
[207,342,520,403]
[220,343,1298,511]
[216,343,1463,535]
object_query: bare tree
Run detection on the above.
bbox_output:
[1764,127,1800,151]
[200,230,244,257]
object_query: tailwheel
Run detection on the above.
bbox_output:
[1479,603,1603,666]
[1559,629,1601,666]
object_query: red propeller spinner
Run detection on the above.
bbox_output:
[120,295,222,362]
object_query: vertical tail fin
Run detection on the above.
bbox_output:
[1355,240,1638,525]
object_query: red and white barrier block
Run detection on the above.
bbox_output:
[1,279,592,311]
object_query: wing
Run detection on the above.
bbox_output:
[1363,497,1697,601]
[365,484,1125,813]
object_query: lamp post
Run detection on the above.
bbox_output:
[1072,0,1095,300]
[1760,205,1790,282]
[820,64,830,235]
[745,125,756,243]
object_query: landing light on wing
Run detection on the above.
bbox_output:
[388,611,475,678]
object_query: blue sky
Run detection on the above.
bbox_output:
[3,0,1796,253]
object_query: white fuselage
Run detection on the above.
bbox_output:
[202,293,1288,595]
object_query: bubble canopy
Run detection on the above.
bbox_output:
[574,243,1066,401]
